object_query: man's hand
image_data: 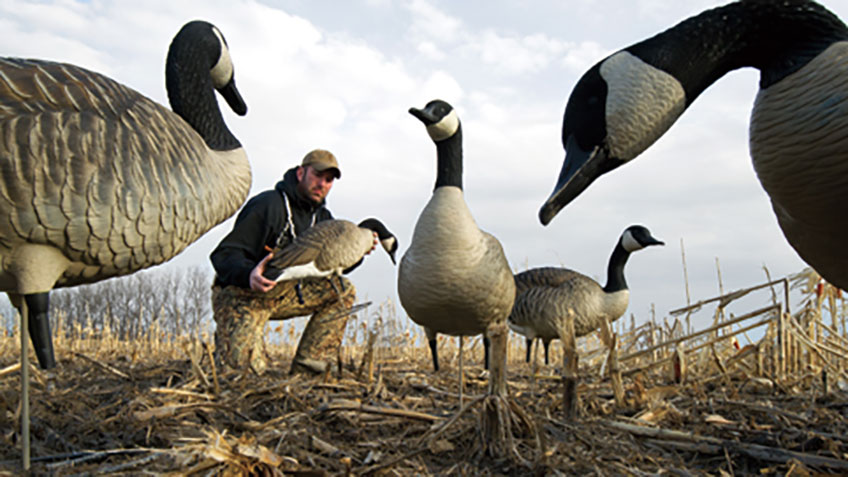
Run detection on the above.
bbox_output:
[249,252,277,292]
[365,231,378,255]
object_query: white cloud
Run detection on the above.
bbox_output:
[415,40,444,60]
[469,30,569,75]
[406,0,463,45]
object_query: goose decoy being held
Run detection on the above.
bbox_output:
[538,0,848,291]
[509,225,663,368]
[398,99,516,399]
[0,20,250,370]
[263,218,397,301]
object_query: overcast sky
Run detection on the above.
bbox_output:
[3,0,846,332]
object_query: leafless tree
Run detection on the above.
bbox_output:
[47,264,215,341]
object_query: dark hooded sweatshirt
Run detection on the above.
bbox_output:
[210,166,333,288]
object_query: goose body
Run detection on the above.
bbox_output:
[400,187,513,337]
[398,99,515,372]
[0,20,250,368]
[538,0,848,290]
[264,218,397,282]
[509,226,663,365]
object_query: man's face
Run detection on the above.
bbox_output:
[296,166,335,204]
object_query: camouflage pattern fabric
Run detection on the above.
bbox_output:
[212,276,355,375]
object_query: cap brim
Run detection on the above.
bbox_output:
[312,165,341,179]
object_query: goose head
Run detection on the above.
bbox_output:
[359,218,399,265]
[166,20,247,149]
[409,99,460,142]
[410,99,464,190]
[603,224,664,293]
[539,52,686,225]
[538,1,848,226]
[620,225,664,252]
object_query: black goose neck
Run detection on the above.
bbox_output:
[603,242,631,293]
[165,29,241,151]
[626,0,848,101]
[434,125,463,191]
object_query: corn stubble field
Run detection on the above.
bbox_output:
[0,268,847,476]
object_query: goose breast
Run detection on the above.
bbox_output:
[399,187,515,335]
[750,42,848,287]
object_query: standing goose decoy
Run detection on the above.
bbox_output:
[1,20,249,469]
[509,226,664,369]
[398,99,516,403]
[538,0,848,291]
[0,19,250,369]
[263,218,398,300]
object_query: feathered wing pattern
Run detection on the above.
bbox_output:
[514,267,583,294]
[0,58,243,287]
[267,220,370,272]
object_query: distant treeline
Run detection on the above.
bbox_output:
[0,265,215,340]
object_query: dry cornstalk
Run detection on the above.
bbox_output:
[318,399,442,422]
[605,420,848,470]
[71,351,130,379]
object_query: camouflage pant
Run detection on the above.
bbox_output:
[212,276,356,375]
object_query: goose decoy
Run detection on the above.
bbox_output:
[1,19,250,368]
[509,225,663,368]
[1,21,249,468]
[263,218,397,299]
[538,0,848,291]
[398,99,516,400]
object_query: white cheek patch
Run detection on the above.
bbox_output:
[210,27,234,89]
[381,237,396,253]
[601,51,686,161]
[621,229,643,252]
[426,109,459,141]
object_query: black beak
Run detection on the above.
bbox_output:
[218,77,247,116]
[409,107,437,125]
[539,135,621,225]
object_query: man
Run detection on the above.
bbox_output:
[210,149,362,375]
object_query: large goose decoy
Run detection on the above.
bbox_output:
[1,20,250,469]
[263,218,397,296]
[0,20,250,368]
[398,99,516,397]
[509,225,663,367]
[538,0,848,290]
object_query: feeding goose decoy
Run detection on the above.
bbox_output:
[0,20,250,468]
[509,226,663,369]
[538,0,848,291]
[398,99,516,401]
[263,218,397,301]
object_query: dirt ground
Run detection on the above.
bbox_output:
[1,344,846,476]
